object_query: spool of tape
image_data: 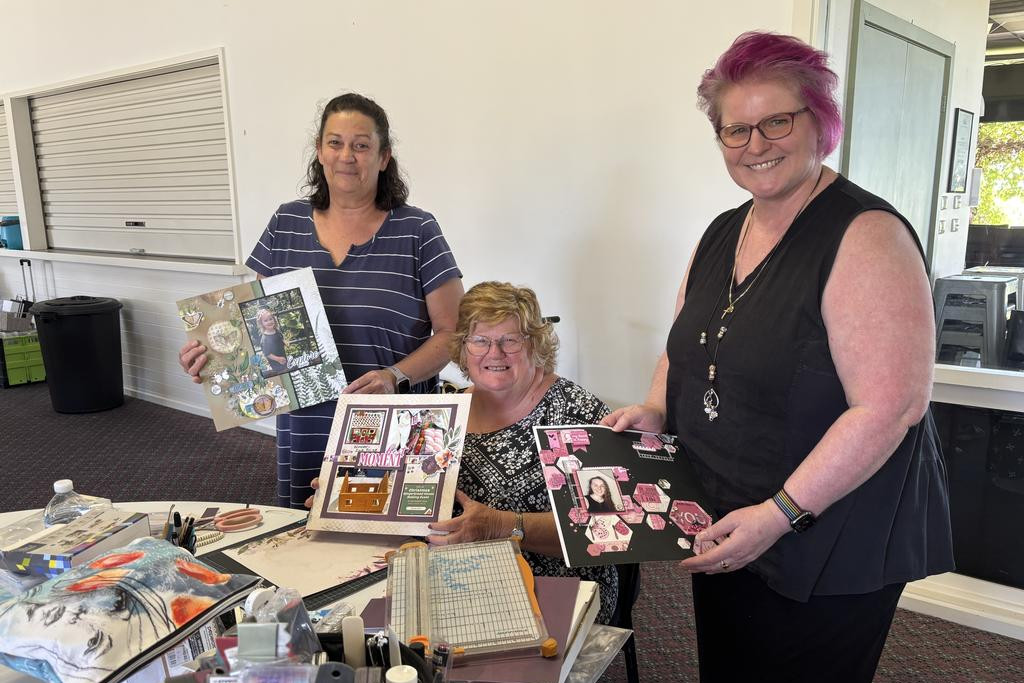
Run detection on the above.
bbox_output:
[243,587,275,618]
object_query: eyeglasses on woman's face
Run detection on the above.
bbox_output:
[716,108,810,148]
[464,334,527,356]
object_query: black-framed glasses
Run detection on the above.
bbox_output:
[716,108,810,148]
[464,334,527,356]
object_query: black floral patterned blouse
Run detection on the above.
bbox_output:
[458,377,618,624]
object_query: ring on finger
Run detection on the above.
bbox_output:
[720,560,730,571]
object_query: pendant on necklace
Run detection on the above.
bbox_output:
[721,304,734,319]
[708,364,716,381]
[717,326,727,339]
[699,332,707,345]
[703,387,719,422]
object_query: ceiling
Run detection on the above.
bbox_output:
[989,0,1024,63]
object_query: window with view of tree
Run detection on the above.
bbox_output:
[972,121,1024,226]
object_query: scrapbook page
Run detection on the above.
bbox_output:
[216,525,408,598]
[534,425,717,567]
[176,267,346,430]
[307,394,472,536]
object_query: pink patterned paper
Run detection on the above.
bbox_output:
[669,500,712,535]
[546,430,566,453]
[617,496,645,524]
[539,449,558,465]
[640,433,662,450]
[646,514,666,530]
[587,544,604,557]
[556,455,582,474]
[612,467,629,481]
[565,429,590,450]
[568,507,590,525]
[543,466,566,490]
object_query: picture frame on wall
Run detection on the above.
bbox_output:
[947,108,974,193]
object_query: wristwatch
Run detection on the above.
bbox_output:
[771,488,816,533]
[385,365,411,394]
[510,511,525,543]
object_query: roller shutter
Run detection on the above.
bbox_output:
[0,103,17,215]
[29,59,235,259]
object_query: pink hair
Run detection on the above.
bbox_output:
[697,32,843,159]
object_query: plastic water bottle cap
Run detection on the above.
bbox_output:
[385,665,418,683]
[53,479,74,494]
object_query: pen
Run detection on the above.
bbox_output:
[172,511,182,544]
[161,504,175,541]
[179,517,194,548]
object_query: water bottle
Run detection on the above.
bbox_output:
[42,480,111,526]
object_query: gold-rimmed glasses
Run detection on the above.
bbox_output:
[464,334,527,356]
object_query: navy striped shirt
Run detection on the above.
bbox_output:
[246,199,462,507]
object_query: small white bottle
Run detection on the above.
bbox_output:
[42,479,112,526]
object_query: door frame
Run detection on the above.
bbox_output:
[840,0,955,268]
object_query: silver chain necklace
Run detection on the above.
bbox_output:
[698,168,825,422]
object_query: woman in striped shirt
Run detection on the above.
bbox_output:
[180,93,463,507]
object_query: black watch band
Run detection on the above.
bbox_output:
[772,488,816,533]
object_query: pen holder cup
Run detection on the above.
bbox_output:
[317,633,438,683]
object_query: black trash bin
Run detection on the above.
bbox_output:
[30,296,124,413]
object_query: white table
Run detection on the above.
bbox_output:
[0,501,611,683]
[0,501,388,683]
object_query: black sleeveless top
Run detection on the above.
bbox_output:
[665,175,955,601]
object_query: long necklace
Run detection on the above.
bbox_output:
[698,168,825,422]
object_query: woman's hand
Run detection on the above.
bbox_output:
[601,403,666,433]
[426,491,510,546]
[343,369,397,394]
[179,340,207,384]
[343,369,398,394]
[303,477,321,509]
[680,500,790,574]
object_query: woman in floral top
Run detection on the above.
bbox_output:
[426,282,618,624]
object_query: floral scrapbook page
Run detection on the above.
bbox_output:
[534,424,717,567]
[176,267,346,430]
[307,394,472,537]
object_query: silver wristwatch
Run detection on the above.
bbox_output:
[510,511,525,543]
[385,365,411,393]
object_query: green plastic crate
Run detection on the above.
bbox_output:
[0,331,46,387]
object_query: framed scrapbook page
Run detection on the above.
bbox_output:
[307,394,472,537]
[176,267,346,430]
[534,424,717,567]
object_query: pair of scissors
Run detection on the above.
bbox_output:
[208,507,263,532]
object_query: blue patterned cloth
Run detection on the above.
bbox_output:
[246,200,461,507]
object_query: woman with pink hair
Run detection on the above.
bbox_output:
[605,32,953,681]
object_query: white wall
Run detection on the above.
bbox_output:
[0,0,793,411]
[0,0,989,415]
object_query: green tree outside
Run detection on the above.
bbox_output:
[971,121,1024,226]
